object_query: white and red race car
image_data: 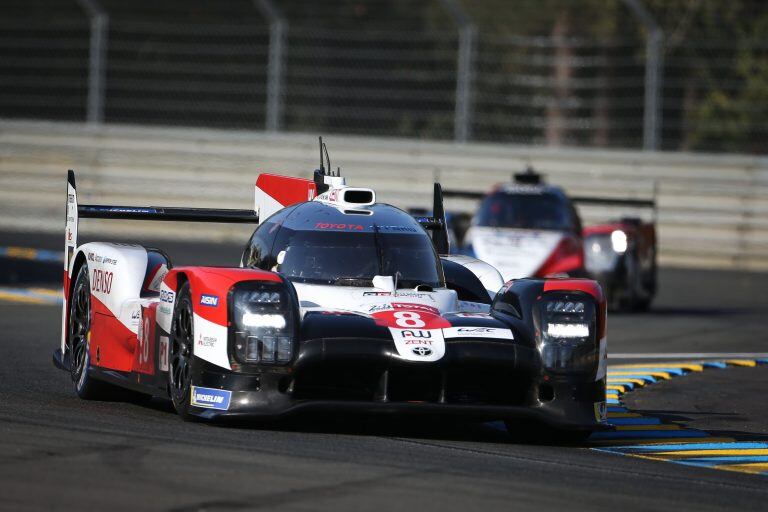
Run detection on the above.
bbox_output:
[446,170,656,310]
[54,144,608,442]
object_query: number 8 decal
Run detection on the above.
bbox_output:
[393,311,425,328]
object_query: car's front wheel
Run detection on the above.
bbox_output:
[68,262,111,399]
[168,281,196,420]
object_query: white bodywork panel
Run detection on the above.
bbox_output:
[465,226,563,281]
[75,242,149,335]
[441,254,505,299]
[292,282,459,317]
[193,313,231,370]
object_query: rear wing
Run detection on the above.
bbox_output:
[441,187,658,222]
[64,169,259,272]
[63,169,261,350]
[571,193,657,224]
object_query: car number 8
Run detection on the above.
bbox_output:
[393,311,425,328]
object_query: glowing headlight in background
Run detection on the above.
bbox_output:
[611,230,627,253]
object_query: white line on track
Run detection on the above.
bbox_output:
[609,352,768,360]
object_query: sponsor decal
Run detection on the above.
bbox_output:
[102,257,118,265]
[106,207,157,214]
[392,302,440,315]
[160,290,175,304]
[411,346,433,357]
[395,292,435,301]
[159,304,171,315]
[442,326,515,340]
[594,401,607,423]
[363,292,435,301]
[147,266,168,292]
[367,303,393,314]
[453,312,490,318]
[159,336,169,372]
[377,225,418,233]
[197,335,217,348]
[199,294,219,307]
[190,386,231,410]
[389,327,445,362]
[68,194,75,204]
[401,329,434,343]
[315,222,364,231]
[91,269,113,294]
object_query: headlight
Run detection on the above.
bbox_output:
[231,282,296,364]
[584,235,619,273]
[611,230,628,254]
[538,295,597,372]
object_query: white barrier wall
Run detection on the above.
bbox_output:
[1,120,766,270]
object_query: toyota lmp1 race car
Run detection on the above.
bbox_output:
[445,169,657,311]
[53,141,608,442]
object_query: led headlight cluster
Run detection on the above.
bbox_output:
[231,283,295,364]
[538,296,597,372]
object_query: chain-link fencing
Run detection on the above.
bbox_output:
[1,0,765,154]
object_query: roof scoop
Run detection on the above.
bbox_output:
[316,185,376,208]
[339,188,375,206]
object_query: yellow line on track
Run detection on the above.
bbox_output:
[0,292,50,305]
[27,288,62,296]
[608,371,672,379]
[648,449,768,458]
[715,463,768,475]
[606,379,647,386]
[724,359,757,367]
[590,437,736,446]
[610,363,704,372]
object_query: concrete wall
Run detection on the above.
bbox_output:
[1,120,766,270]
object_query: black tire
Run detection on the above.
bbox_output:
[168,281,197,421]
[504,421,593,446]
[68,262,111,399]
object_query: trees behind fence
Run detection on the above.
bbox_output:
[1,0,766,154]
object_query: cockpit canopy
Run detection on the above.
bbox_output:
[242,201,445,289]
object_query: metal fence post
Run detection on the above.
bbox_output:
[76,0,108,125]
[440,0,476,143]
[254,0,287,133]
[623,0,663,151]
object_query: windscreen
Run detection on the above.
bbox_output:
[276,228,444,288]
[476,192,573,231]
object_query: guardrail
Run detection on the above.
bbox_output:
[1,120,766,270]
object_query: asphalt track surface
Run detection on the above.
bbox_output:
[1,231,767,511]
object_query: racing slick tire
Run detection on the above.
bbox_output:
[68,262,113,400]
[168,281,198,421]
[504,421,593,446]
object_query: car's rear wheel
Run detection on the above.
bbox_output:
[168,281,196,420]
[68,263,111,399]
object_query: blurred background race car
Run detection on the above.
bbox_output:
[442,169,657,311]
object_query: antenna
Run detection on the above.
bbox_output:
[323,142,331,176]
[318,136,325,174]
